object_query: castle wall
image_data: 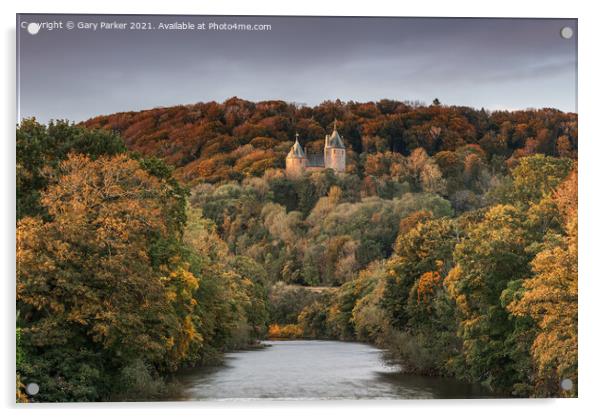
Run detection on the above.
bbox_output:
[286,157,306,177]
[325,148,346,172]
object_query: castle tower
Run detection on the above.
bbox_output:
[285,133,308,177]
[324,120,346,173]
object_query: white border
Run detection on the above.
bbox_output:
[2,1,600,416]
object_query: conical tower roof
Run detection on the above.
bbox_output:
[326,120,345,149]
[287,134,306,158]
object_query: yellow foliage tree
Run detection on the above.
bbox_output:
[507,169,578,396]
[17,153,199,372]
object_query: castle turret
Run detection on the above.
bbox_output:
[324,121,346,173]
[285,133,308,177]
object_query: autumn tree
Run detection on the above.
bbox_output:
[445,205,536,395]
[17,153,198,400]
[489,154,574,207]
[507,170,578,397]
[17,118,126,219]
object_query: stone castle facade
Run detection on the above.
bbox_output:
[285,124,346,177]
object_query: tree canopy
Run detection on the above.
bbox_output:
[17,97,578,400]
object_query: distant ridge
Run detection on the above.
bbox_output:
[81,97,577,184]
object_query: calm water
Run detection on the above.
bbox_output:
[176,340,494,400]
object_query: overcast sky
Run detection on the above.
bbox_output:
[17,15,577,123]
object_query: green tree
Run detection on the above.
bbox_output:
[445,205,535,395]
[488,154,573,206]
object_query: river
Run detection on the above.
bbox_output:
[176,340,494,400]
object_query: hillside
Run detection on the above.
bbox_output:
[82,97,577,184]
[18,98,578,400]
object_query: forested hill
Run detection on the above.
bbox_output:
[82,97,577,183]
[17,98,578,400]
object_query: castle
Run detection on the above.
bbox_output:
[285,123,346,177]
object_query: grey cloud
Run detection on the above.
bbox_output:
[17,15,577,123]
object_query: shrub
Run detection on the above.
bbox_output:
[267,324,304,339]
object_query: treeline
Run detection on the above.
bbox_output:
[257,157,577,398]
[16,120,269,401]
[82,97,577,184]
